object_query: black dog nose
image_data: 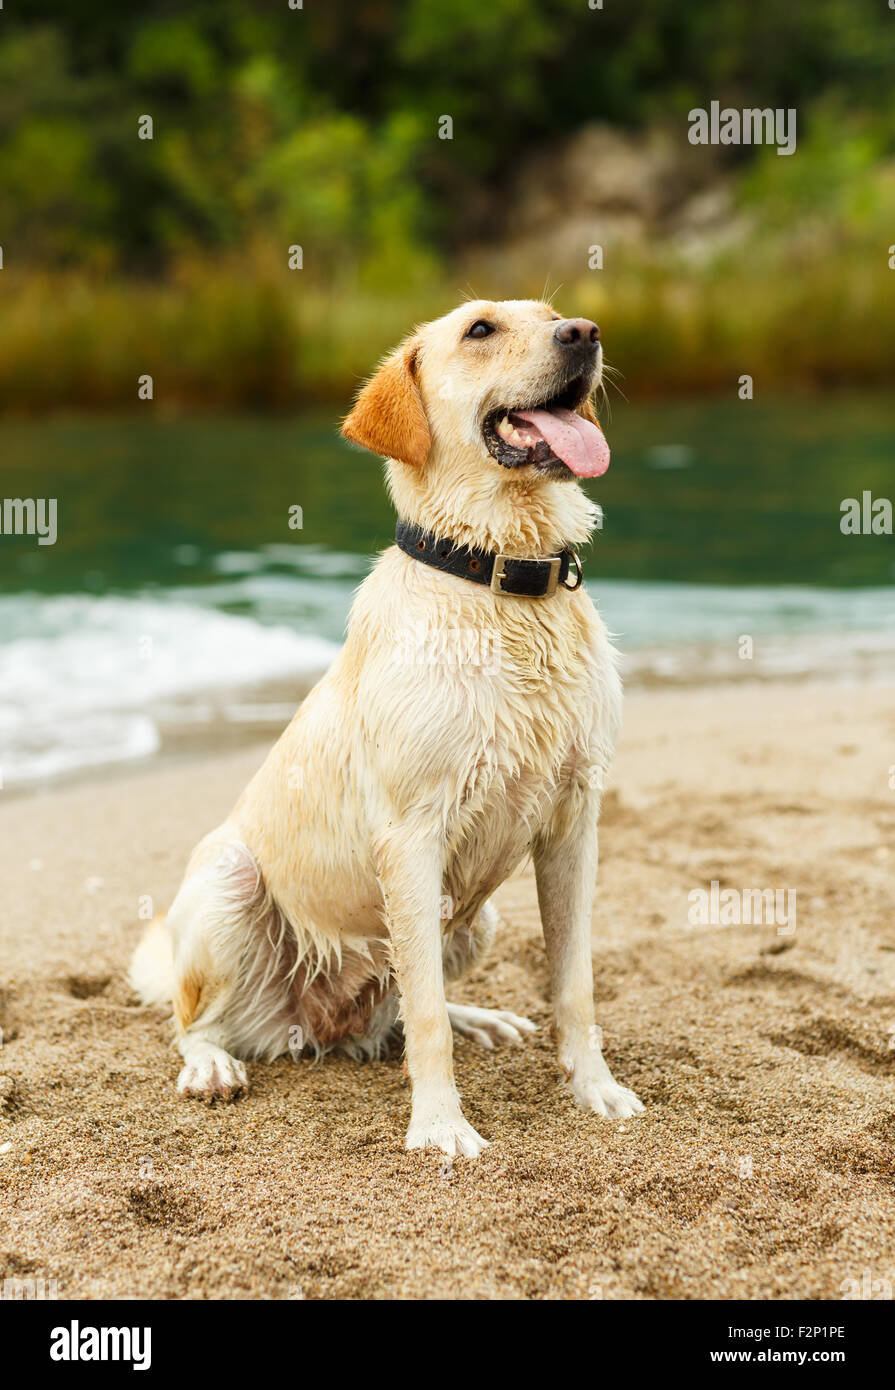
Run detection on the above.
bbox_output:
[554,318,600,348]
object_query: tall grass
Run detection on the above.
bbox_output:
[0,236,891,414]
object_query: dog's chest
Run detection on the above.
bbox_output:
[442,610,606,893]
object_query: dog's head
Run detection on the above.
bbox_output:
[342,299,608,551]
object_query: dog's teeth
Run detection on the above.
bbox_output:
[495,414,533,450]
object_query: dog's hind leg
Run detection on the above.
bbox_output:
[165,839,270,1102]
[444,899,537,1049]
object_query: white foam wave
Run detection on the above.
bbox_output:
[1,576,892,785]
[0,593,339,786]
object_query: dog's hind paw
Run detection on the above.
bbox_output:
[177,1043,248,1103]
[447,1001,537,1049]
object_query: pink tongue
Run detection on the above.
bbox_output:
[514,406,610,478]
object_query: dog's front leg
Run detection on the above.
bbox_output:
[376,832,488,1158]
[534,801,644,1120]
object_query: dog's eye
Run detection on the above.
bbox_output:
[465,320,495,340]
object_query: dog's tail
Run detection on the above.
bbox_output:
[129,912,174,1006]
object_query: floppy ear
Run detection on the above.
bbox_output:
[341,338,430,467]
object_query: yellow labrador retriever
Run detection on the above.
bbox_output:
[131,298,643,1157]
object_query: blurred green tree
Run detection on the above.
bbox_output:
[0,0,891,276]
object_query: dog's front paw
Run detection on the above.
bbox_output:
[406,1105,489,1158]
[571,1074,644,1120]
[447,1001,537,1049]
[177,1043,248,1103]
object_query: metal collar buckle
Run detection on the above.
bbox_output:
[490,554,562,598]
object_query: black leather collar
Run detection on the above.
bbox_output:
[395,521,581,598]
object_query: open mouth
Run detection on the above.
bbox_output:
[482,374,610,479]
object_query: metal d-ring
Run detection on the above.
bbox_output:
[560,550,583,591]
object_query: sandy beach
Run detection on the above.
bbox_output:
[1,678,894,1301]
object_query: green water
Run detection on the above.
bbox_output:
[1,394,891,787]
[0,393,892,597]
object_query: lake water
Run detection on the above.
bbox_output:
[0,394,892,785]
